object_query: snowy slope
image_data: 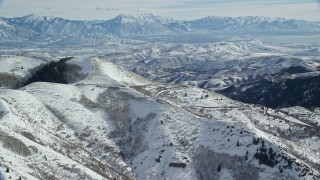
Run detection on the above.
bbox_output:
[100,39,320,92]
[95,58,153,86]
[0,54,48,88]
[0,55,319,179]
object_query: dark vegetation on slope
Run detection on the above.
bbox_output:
[0,73,21,89]
[281,66,312,74]
[78,87,152,159]
[219,66,320,109]
[194,146,260,180]
[44,104,133,180]
[23,57,73,86]
[0,130,31,157]
[21,56,88,88]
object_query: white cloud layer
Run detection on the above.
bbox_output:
[0,0,319,20]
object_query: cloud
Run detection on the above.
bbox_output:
[161,2,320,21]
[71,7,83,10]
[138,8,147,12]
[96,7,119,12]
[104,8,118,12]
[161,0,317,10]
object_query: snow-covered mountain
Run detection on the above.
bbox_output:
[94,39,320,110]
[96,13,176,36]
[8,14,92,36]
[0,16,34,40]
[1,13,320,180]
[1,13,320,40]
[190,16,320,32]
[0,54,319,179]
[220,65,320,109]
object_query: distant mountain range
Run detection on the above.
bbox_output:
[1,13,320,40]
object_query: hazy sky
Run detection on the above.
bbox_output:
[0,0,319,20]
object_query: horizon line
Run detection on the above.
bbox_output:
[1,13,318,22]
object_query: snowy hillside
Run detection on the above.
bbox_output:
[0,54,319,179]
[1,12,320,180]
[98,40,319,90]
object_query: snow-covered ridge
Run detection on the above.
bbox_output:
[112,13,174,24]
[0,53,319,179]
[1,13,319,39]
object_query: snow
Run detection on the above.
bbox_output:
[139,84,320,177]
[218,169,234,180]
[67,56,93,75]
[0,99,8,114]
[0,83,131,179]
[0,14,320,179]
[1,13,320,41]
[96,58,152,86]
[0,55,46,77]
[0,55,319,179]
[0,20,11,28]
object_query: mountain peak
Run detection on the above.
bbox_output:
[113,13,174,24]
[20,14,58,23]
[22,14,44,21]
